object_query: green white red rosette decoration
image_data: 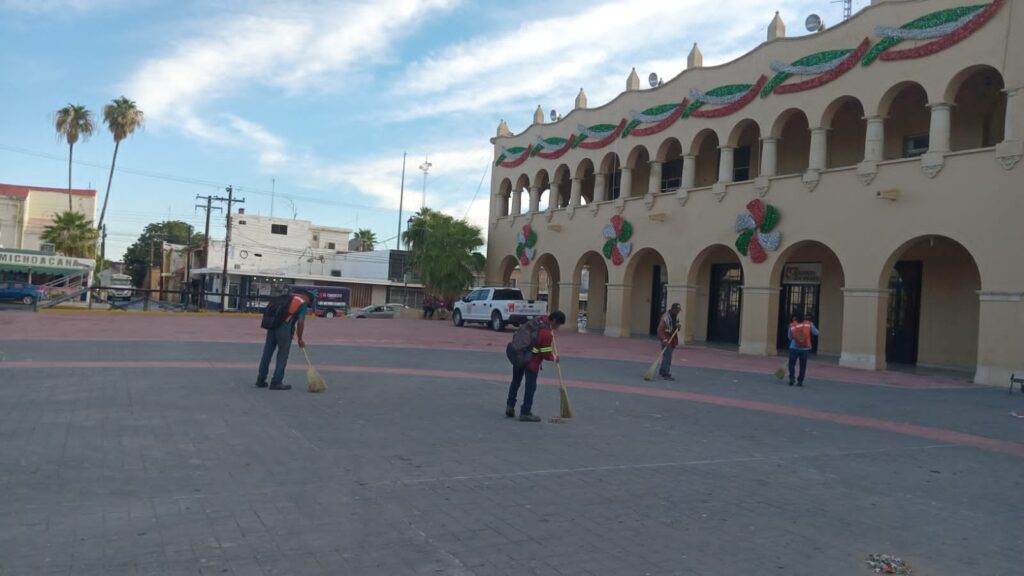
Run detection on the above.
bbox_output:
[515,224,538,266]
[684,76,767,119]
[602,215,633,266]
[623,99,689,138]
[495,145,533,168]
[762,38,871,96]
[863,0,1004,65]
[735,199,781,264]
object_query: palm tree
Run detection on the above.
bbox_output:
[54,104,95,212]
[41,211,99,258]
[402,208,484,301]
[97,97,144,232]
[353,228,377,252]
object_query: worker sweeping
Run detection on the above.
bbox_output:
[505,311,566,422]
[654,303,682,381]
[256,289,312,391]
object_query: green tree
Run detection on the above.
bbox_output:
[54,104,95,212]
[41,210,99,258]
[352,228,377,252]
[402,208,485,300]
[122,221,204,287]
[97,97,145,233]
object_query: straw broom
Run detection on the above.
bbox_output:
[302,348,327,393]
[644,327,680,381]
[551,336,573,419]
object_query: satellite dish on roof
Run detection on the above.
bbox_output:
[648,72,660,88]
[550,109,561,122]
[805,13,824,32]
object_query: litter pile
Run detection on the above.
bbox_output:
[866,554,912,574]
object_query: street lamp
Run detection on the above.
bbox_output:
[404,216,414,307]
[419,157,432,208]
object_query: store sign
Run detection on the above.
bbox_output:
[0,250,94,270]
[782,263,822,285]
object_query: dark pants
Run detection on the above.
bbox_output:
[659,345,674,376]
[788,348,809,384]
[257,324,293,385]
[507,364,538,414]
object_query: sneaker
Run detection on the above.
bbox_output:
[788,380,795,387]
[255,380,268,388]
[269,383,292,391]
[660,374,675,381]
[505,405,516,418]
[518,413,541,422]
[797,381,804,387]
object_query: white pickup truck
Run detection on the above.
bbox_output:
[451,287,548,331]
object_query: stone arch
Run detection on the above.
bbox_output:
[497,255,520,287]
[496,177,512,217]
[726,119,762,181]
[512,174,530,215]
[771,108,810,175]
[530,252,562,311]
[947,65,1006,151]
[820,96,866,168]
[656,138,684,193]
[876,235,981,371]
[686,244,744,345]
[575,158,596,205]
[878,82,930,160]
[622,248,669,336]
[689,129,720,188]
[625,144,651,197]
[551,164,572,209]
[768,241,846,355]
[533,169,551,212]
[573,251,608,332]
[599,152,623,201]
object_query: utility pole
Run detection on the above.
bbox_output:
[218,185,244,312]
[100,224,107,265]
[185,224,194,310]
[397,152,406,247]
[196,194,222,311]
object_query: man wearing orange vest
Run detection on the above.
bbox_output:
[787,312,820,387]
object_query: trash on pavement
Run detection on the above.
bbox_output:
[865,553,912,574]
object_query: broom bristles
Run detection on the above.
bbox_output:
[559,384,573,419]
[774,365,786,380]
[302,348,328,393]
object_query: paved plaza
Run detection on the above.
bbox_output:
[1,311,1022,575]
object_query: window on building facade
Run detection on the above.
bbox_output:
[661,158,683,192]
[271,224,288,235]
[902,135,929,158]
[327,242,336,250]
[608,167,622,200]
[330,270,341,277]
[733,146,752,182]
[239,220,246,225]
[40,243,55,253]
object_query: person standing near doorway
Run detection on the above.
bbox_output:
[657,303,682,381]
[787,312,820,387]
[256,291,311,391]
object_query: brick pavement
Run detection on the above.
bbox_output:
[1,313,1022,575]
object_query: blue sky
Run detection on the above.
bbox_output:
[0,0,862,260]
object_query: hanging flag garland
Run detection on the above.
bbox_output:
[622,99,690,138]
[572,120,628,150]
[515,224,538,266]
[531,135,573,160]
[863,0,1004,65]
[495,145,533,168]
[735,199,781,264]
[761,38,871,96]
[602,215,634,266]
[683,76,767,119]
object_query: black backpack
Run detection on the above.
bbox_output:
[261,294,294,330]
[506,318,541,367]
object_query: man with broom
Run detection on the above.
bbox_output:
[506,311,566,422]
[655,303,682,381]
[256,290,312,391]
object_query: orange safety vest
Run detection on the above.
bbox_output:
[790,321,812,349]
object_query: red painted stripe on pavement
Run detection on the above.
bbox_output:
[4,360,1021,458]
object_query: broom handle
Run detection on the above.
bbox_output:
[302,347,312,367]
[660,326,680,355]
[552,335,565,384]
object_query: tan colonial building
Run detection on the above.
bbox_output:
[485,0,1023,386]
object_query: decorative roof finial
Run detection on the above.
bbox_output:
[768,11,786,41]
[496,119,512,137]
[533,105,544,125]
[687,43,703,69]
[575,88,588,110]
[626,68,640,91]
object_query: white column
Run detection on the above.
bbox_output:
[594,173,608,202]
[528,185,541,213]
[760,138,778,177]
[569,177,583,207]
[1003,88,1019,142]
[619,167,633,199]
[717,147,735,184]
[864,116,885,162]
[682,155,696,188]
[809,127,828,171]
[648,160,663,194]
[510,189,522,215]
[928,103,952,153]
[548,182,561,210]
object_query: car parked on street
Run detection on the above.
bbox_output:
[451,287,547,331]
[352,303,407,319]
[0,281,43,305]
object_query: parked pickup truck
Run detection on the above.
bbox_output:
[451,287,548,331]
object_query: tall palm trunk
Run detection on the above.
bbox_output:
[67,142,75,212]
[98,139,120,231]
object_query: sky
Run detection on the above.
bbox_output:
[0,0,865,261]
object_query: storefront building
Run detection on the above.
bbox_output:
[485,0,1023,385]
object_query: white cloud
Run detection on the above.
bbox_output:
[121,0,459,122]
[396,0,825,121]
[0,0,136,13]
